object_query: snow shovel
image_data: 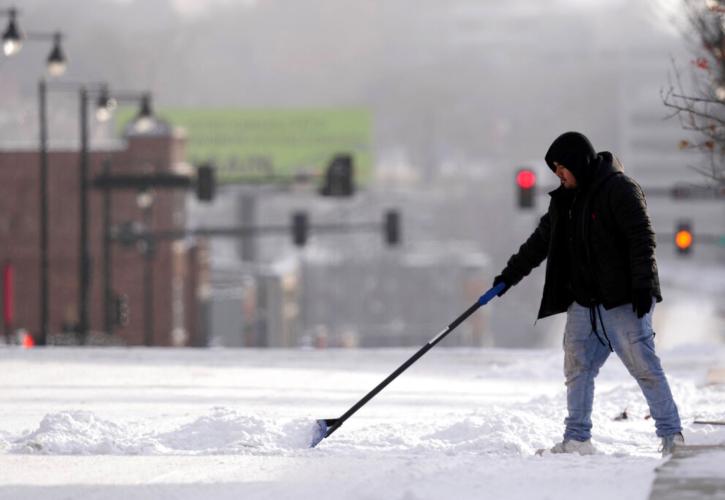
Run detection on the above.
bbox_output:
[310,282,506,448]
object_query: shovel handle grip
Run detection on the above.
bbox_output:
[479,282,506,306]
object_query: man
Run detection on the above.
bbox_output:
[494,131,683,456]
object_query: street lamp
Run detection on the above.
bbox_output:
[38,81,108,345]
[3,8,23,56]
[38,81,152,344]
[1,7,21,56]
[1,8,67,76]
[133,93,155,133]
[82,87,153,344]
[136,188,155,211]
[95,86,117,122]
[1,6,70,346]
[45,32,66,77]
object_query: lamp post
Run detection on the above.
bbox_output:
[38,82,151,344]
[78,85,90,344]
[38,81,102,345]
[80,87,153,344]
[136,189,156,346]
[0,15,67,345]
[91,89,154,344]
[38,79,49,345]
[3,6,68,345]
[100,159,113,338]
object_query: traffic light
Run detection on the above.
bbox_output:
[384,210,401,246]
[114,293,130,327]
[292,211,309,247]
[516,168,537,209]
[197,163,216,202]
[674,220,693,256]
[115,221,141,247]
[320,154,354,197]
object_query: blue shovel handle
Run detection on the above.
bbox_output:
[479,282,506,306]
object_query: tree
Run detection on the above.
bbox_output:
[663,0,725,186]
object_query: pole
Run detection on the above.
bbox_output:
[3,262,13,344]
[142,205,155,346]
[38,79,49,346]
[78,87,90,345]
[102,159,113,337]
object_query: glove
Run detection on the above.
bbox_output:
[632,288,652,318]
[493,274,511,297]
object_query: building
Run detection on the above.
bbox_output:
[0,120,207,346]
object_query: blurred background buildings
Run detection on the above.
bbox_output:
[0,0,722,349]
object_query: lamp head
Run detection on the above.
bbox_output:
[95,85,117,122]
[135,188,155,209]
[133,93,155,133]
[2,8,23,56]
[46,32,66,77]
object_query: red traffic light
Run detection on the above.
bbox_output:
[516,168,537,209]
[516,169,536,189]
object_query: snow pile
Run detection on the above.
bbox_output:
[9,379,717,458]
[419,410,547,455]
[10,407,556,457]
[322,404,564,456]
[10,408,317,455]
[11,411,139,455]
[151,407,316,453]
[0,430,10,453]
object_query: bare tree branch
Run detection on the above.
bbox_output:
[662,0,725,186]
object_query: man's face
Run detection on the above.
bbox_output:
[554,162,577,189]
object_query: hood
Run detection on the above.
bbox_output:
[549,151,621,197]
[545,131,597,187]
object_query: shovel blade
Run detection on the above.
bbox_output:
[310,418,337,448]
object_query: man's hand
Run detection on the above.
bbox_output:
[493,274,511,297]
[632,288,652,318]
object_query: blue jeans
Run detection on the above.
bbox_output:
[562,301,681,441]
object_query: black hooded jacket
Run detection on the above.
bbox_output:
[500,145,662,320]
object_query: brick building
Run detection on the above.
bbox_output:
[0,120,207,346]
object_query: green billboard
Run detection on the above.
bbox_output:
[120,107,372,184]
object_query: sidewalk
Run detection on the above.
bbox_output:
[649,444,725,499]
[649,366,725,499]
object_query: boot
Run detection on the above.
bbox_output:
[660,432,684,457]
[550,439,597,455]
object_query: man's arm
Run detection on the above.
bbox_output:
[610,177,658,292]
[496,212,551,292]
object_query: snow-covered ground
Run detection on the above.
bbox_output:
[0,345,724,500]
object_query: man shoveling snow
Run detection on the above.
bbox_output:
[493,131,684,457]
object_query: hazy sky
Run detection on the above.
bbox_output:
[110,0,258,17]
[0,0,689,160]
[108,0,678,30]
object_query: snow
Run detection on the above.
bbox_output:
[7,409,316,455]
[668,449,725,478]
[0,345,724,499]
